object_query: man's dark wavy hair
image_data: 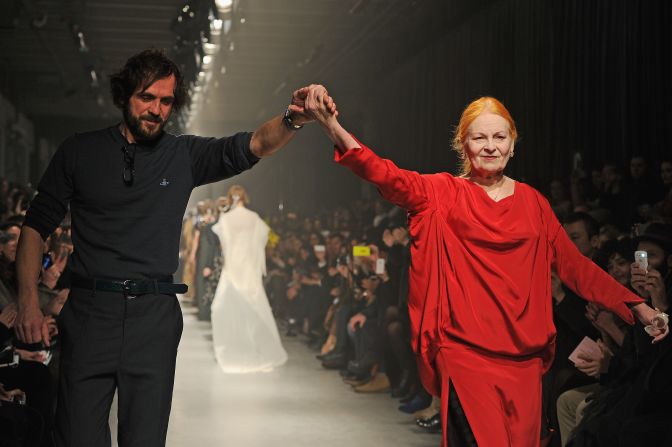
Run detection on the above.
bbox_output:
[110,49,188,112]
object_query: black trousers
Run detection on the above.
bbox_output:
[55,287,183,447]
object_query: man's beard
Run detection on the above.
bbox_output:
[123,107,167,142]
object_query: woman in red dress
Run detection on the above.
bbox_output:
[296,91,668,446]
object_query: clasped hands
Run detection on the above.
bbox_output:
[288,84,338,127]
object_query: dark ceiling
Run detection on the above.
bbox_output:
[0,0,482,140]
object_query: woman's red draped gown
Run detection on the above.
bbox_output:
[335,139,644,446]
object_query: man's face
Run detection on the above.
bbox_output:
[0,226,20,262]
[563,221,595,257]
[124,75,176,142]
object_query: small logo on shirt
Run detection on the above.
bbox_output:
[160,178,170,187]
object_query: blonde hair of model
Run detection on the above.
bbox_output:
[227,185,250,207]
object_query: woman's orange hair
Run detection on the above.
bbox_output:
[452,97,518,176]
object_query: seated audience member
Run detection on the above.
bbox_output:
[568,225,671,446]
[556,238,634,446]
[542,213,602,441]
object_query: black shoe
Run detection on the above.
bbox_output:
[399,389,417,404]
[285,319,298,337]
[321,352,347,369]
[322,350,345,363]
[416,413,441,433]
[391,370,413,398]
[399,392,432,414]
[347,360,373,377]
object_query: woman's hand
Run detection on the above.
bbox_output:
[632,303,669,343]
[16,348,48,363]
[288,84,338,127]
[43,315,58,338]
[291,85,361,152]
[575,339,613,378]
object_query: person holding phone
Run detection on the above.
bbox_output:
[631,223,672,313]
[302,93,668,446]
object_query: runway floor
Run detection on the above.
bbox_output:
[110,300,439,447]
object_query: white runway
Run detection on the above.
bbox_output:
[110,301,438,447]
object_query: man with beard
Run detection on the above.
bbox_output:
[13,49,335,447]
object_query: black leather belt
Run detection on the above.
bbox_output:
[71,275,188,296]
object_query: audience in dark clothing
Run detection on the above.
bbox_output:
[0,152,670,445]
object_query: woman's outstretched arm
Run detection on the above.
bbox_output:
[302,92,436,213]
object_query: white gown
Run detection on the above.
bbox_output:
[210,205,288,373]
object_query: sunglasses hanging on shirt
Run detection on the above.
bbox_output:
[121,144,136,185]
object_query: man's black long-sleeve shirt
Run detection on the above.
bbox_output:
[24,125,259,280]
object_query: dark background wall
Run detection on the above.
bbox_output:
[204,0,672,216]
[2,0,670,216]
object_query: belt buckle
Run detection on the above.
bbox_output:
[122,280,137,299]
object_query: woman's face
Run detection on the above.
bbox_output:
[607,253,630,286]
[464,112,513,177]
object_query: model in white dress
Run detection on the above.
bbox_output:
[210,201,287,373]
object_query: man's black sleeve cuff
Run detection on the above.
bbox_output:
[23,191,67,241]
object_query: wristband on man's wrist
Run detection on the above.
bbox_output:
[283,108,303,130]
